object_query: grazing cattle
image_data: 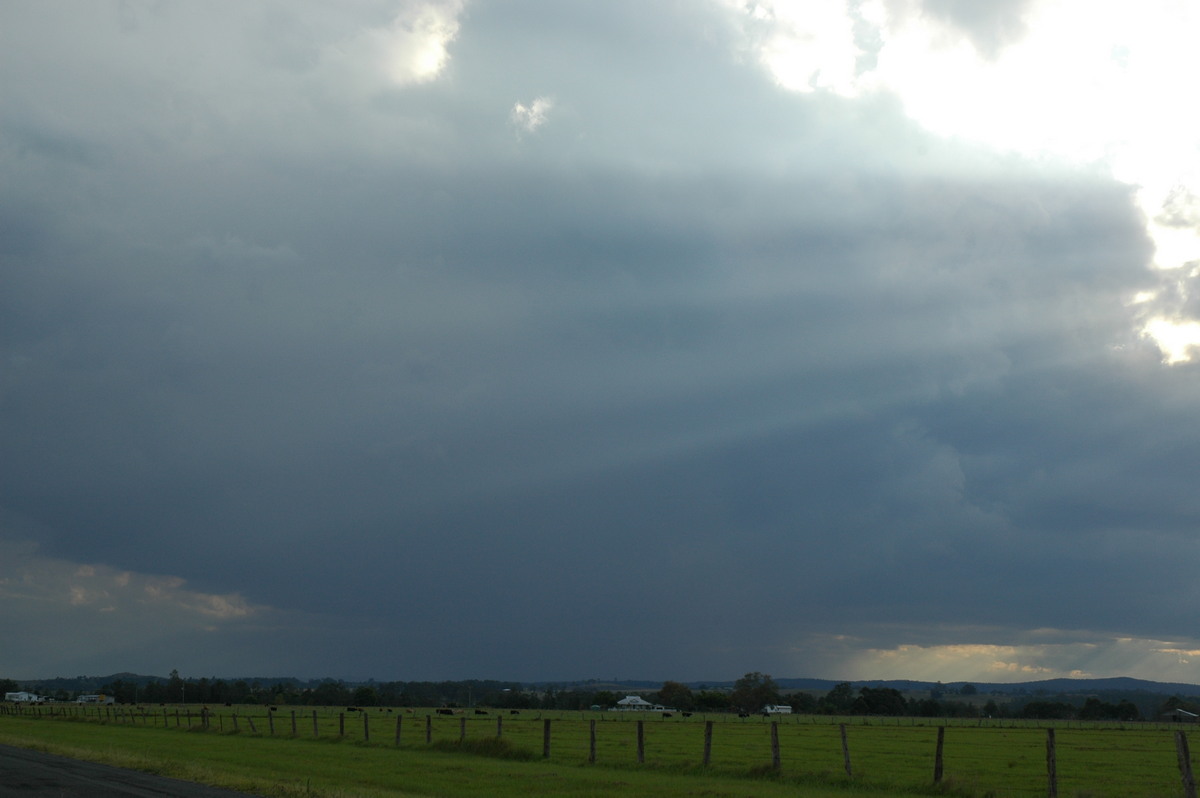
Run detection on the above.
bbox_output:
[436,708,454,715]
[405,709,414,714]
[510,710,520,715]
[737,712,750,718]
[682,712,693,718]
[346,707,359,712]
[474,709,488,715]
[269,706,278,712]
[661,712,672,718]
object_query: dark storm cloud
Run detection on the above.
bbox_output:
[2,0,1196,682]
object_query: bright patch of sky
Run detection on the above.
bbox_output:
[842,636,1200,684]
[724,0,1200,360]
[511,96,555,134]
[379,0,465,84]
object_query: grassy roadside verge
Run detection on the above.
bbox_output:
[0,714,948,798]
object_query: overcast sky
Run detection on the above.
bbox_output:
[4,0,1200,685]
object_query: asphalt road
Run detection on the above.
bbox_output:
[0,744,261,797]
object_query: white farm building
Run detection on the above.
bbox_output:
[611,695,668,711]
[4,692,41,703]
[76,694,115,705]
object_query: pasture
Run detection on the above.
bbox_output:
[2,704,1198,797]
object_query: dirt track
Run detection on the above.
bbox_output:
[0,744,261,797]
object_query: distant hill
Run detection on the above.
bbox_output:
[17,673,308,693]
[13,673,1200,699]
[541,676,1200,698]
[773,676,1200,697]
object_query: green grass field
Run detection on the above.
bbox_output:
[1,705,1196,797]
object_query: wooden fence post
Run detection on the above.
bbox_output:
[425,714,432,744]
[770,721,781,771]
[395,715,402,746]
[703,720,713,766]
[543,719,552,759]
[1177,730,1197,798]
[338,712,345,737]
[589,719,596,763]
[246,715,256,734]
[934,726,945,784]
[637,720,645,764]
[460,716,466,741]
[496,715,503,738]
[840,724,852,777]
[267,710,274,736]
[363,711,370,743]
[290,710,297,737]
[1046,728,1058,798]
[312,710,318,738]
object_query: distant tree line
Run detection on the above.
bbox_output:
[643,675,1149,721]
[89,672,534,709]
[6,671,1193,721]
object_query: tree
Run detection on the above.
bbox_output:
[852,686,907,716]
[914,698,942,717]
[590,690,618,708]
[310,680,350,706]
[788,692,817,713]
[166,670,186,703]
[352,686,379,707]
[819,682,856,714]
[695,690,729,711]
[657,681,695,711]
[1021,700,1074,720]
[1115,700,1140,721]
[730,672,780,713]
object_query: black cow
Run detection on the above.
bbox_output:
[474,709,488,715]
[436,708,454,715]
[682,712,693,718]
[510,710,520,715]
[661,712,672,718]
